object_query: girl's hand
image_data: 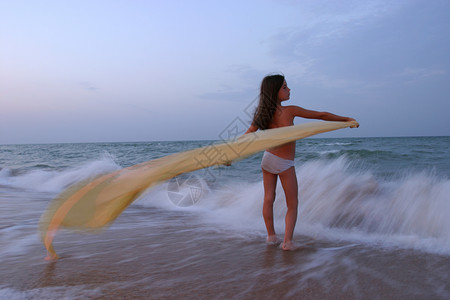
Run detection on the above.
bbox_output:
[347,118,359,128]
[222,160,232,166]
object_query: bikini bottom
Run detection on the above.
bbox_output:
[261,151,295,175]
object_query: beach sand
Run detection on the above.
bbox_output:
[1,208,449,299]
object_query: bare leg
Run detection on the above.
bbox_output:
[278,166,299,250]
[262,169,278,241]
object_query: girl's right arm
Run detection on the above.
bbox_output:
[289,106,355,122]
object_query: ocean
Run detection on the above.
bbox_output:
[0,136,449,299]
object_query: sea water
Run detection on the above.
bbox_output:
[0,136,449,299]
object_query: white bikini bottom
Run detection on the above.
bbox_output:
[261,151,295,174]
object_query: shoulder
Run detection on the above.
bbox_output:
[282,105,321,119]
[283,105,305,115]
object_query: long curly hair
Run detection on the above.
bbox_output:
[251,74,285,130]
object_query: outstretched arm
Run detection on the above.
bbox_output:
[290,106,356,123]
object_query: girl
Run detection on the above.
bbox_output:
[245,74,357,251]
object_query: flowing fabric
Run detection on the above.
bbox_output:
[39,121,358,259]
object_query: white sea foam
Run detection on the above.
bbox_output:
[0,167,12,185]
[0,285,102,300]
[318,150,340,155]
[136,157,450,254]
[4,153,449,255]
[2,155,120,193]
[293,159,450,253]
[322,142,353,146]
[0,226,39,259]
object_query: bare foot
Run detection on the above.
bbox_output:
[266,235,281,245]
[281,241,302,251]
[45,253,59,261]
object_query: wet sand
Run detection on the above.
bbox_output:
[1,209,449,299]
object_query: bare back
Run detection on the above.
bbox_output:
[267,106,297,160]
[245,103,353,160]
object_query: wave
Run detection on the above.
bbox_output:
[137,157,450,254]
[295,159,450,252]
[318,149,400,160]
[0,154,120,193]
[3,154,449,254]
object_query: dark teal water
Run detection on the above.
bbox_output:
[1,136,449,179]
[0,136,449,299]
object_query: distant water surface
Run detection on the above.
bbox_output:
[0,136,449,299]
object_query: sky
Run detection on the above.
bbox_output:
[1,0,449,144]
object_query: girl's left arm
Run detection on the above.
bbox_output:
[244,124,258,134]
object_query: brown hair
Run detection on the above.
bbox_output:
[251,74,285,130]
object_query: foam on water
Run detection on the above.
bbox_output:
[136,157,450,254]
[0,285,102,300]
[2,151,449,255]
[0,226,39,258]
[294,158,450,253]
[0,167,12,185]
[0,155,120,193]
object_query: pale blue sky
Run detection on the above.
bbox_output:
[1,0,449,143]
